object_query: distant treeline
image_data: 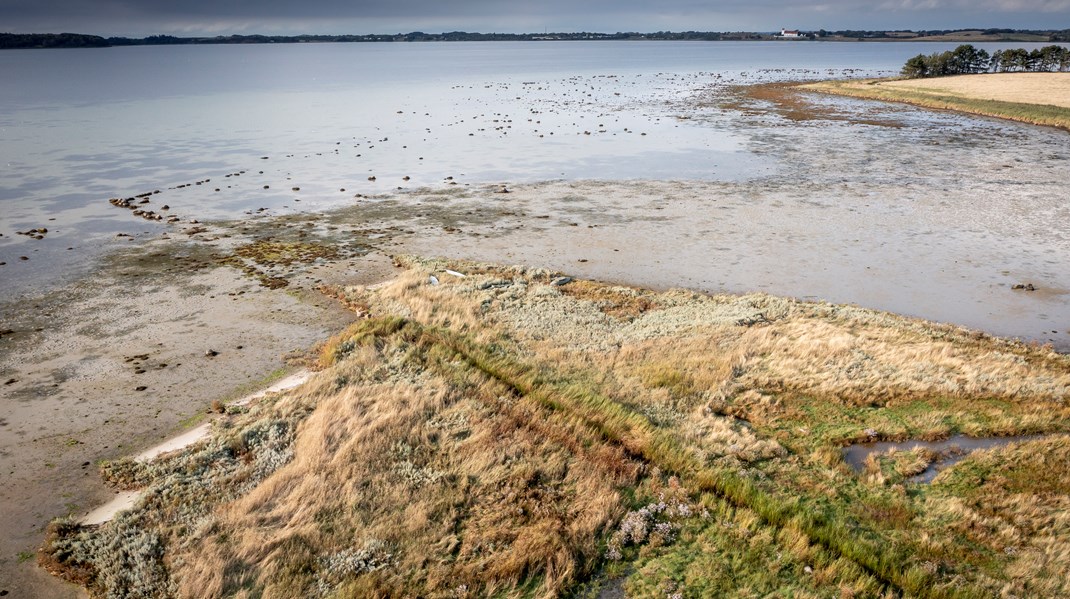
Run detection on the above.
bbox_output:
[0,32,111,48]
[3,29,1070,49]
[901,44,1070,77]
[0,31,764,48]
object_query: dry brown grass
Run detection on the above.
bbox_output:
[171,324,639,598]
[879,73,1070,109]
[327,258,1070,593]
[803,74,1070,130]
[46,257,1070,598]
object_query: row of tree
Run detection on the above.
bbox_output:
[902,44,1070,78]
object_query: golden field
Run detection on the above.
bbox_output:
[804,73,1070,130]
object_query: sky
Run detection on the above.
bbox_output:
[2,0,1068,36]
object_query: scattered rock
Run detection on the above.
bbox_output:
[134,386,148,392]
[1012,283,1036,291]
[551,276,573,286]
[4,379,16,385]
[205,349,219,357]
[428,275,440,286]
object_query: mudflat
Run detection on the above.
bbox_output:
[4,70,1070,596]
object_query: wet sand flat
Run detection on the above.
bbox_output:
[3,61,1070,595]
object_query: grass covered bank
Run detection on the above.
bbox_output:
[803,73,1070,131]
[43,257,1070,597]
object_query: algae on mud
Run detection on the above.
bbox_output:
[42,257,1070,598]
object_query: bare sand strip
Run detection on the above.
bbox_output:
[804,73,1070,130]
[79,370,311,526]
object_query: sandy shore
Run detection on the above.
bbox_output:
[78,370,311,527]
[0,235,395,597]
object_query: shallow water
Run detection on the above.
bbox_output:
[842,434,1048,483]
[1,41,1067,347]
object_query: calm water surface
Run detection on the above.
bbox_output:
[1,41,1067,346]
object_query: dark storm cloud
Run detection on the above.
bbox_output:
[2,0,1067,36]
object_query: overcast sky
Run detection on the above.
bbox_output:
[3,0,1068,36]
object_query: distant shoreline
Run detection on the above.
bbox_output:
[3,29,1068,49]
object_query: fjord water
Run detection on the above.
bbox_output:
[1,41,1067,347]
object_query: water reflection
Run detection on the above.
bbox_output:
[842,434,1048,484]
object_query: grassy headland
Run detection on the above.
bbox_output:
[43,257,1070,597]
[803,73,1070,131]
